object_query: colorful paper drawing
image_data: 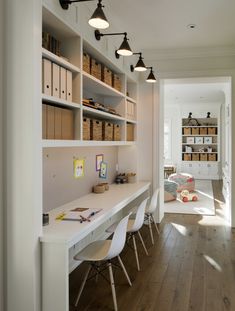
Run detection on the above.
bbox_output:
[96,154,104,171]
[99,161,107,179]
[74,158,85,178]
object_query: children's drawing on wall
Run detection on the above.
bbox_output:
[96,154,104,171]
[99,161,107,179]
[74,158,85,178]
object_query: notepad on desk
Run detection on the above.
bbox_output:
[60,208,102,222]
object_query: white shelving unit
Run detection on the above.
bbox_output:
[41,7,137,146]
[181,116,220,179]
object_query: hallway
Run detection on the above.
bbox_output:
[69,181,235,311]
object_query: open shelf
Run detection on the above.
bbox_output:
[42,94,81,109]
[82,105,125,122]
[126,96,137,104]
[42,48,80,73]
[42,140,135,148]
[83,71,125,98]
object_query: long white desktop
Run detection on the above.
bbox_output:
[40,181,150,311]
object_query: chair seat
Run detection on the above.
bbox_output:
[107,219,136,234]
[74,240,112,262]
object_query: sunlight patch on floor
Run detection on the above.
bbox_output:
[172,222,187,236]
[203,254,222,272]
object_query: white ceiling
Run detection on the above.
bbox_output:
[104,0,235,51]
[164,78,228,104]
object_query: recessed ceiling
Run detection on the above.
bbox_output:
[103,0,235,51]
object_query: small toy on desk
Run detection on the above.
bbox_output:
[180,190,198,203]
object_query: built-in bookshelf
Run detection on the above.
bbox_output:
[182,117,218,162]
[41,7,137,147]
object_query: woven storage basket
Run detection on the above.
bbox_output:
[191,128,199,135]
[183,127,191,135]
[90,119,102,140]
[91,58,102,80]
[83,117,90,140]
[192,153,200,161]
[208,153,217,161]
[83,52,90,74]
[200,127,208,135]
[200,153,208,161]
[113,124,121,141]
[112,74,122,92]
[102,121,113,141]
[102,66,112,86]
[93,184,105,194]
[183,153,192,161]
[98,183,109,190]
[208,127,216,135]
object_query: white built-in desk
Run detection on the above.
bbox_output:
[40,181,150,311]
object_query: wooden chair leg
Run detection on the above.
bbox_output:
[151,214,160,235]
[118,255,132,286]
[148,215,154,245]
[132,235,140,271]
[137,231,149,256]
[75,265,92,307]
[108,262,118,311]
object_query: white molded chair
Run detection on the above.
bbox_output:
[107,198,149,272]
[145,188,160,244]
[73,213,132,311]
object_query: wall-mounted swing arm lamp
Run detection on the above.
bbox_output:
[130,53,147,72]
[59,0,109,29]
[95,30,133,56]
[146,67,157,83]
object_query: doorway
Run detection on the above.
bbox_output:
[159,77,232,223]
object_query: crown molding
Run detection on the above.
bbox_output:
[142,46,235,61]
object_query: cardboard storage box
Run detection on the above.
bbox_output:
[83,52,90,74]
[112,74,122,92]
[102,66,112,86]
[90,119,102,140]
[183,153,191,161]
[200,153,208,161]
[192,153,200,161]
[91,58,102,80]
[191,127,199,135]
[83,117,90,140]
[208,127,217,135]
[61,108,74,140]
[183,127,191,135]
[208,153,217,161]
[102,121,113,141]
[113,124,121,141]
[200,127,208,135]
[126,124,135,141]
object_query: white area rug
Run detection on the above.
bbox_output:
[164,180,215,215]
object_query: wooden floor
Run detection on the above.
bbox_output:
[69,180,235,311]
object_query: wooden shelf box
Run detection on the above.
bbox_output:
[183,127,191,135]
[192,153,200,161]
[113,124,121,141]
[83,52,90,74]
[200,127,208,135]
[102,66,112,87]
[83,117,90,140]
[208,153,217,161]
[91,58,102,80]
[208,127,217,135]
[102,121,113,141]
[112,74,122,92]
[200,153,208,161]
[183,153,191,161]
[192,128,199,135]
[90,119,102,140]
[126,123,134,141]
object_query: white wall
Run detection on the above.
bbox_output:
[0,0,4,310]
[4,1,42,310]
[43,147,118,211]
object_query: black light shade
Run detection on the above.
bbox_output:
[146,68,157,83]
[134,56,147,72]
[117,34,133,56]
[88,0,109,29]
